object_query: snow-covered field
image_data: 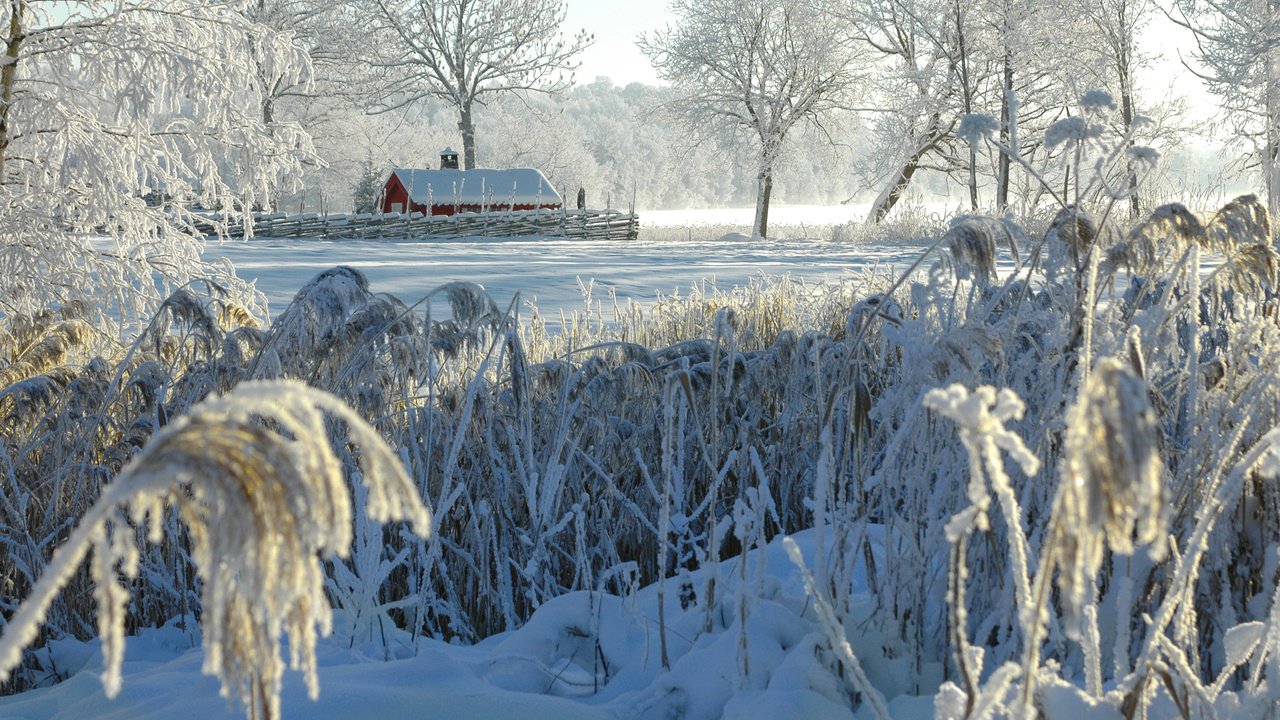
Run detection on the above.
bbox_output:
[203,235,918,320]
[201,204,946,320]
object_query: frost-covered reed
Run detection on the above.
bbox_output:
[5,184,1280,718]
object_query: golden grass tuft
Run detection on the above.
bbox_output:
[1058,357,1165,635]
[0,380,431,720]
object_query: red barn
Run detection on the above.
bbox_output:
[379,167,562,216]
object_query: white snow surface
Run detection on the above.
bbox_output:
[201,208,948,322]
[0,531,933,720]
[204,235,914,320]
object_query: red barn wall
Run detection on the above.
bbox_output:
[382,171,563,216]
[380,174,409,214]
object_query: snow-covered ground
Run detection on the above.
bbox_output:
[203,235,923,320]
[0,531,940,720]
[200,204,950,321]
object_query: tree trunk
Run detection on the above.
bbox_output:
[869,159,921,225]
[1120,85,1140,219]
[954,0,977,210]
[868,118,942,224]
[258,94,278,211]
[0,1,25,179]
[459,100,477,170]
[1116,16,1140,220]
[996,53,1014,211]
[1267,0,1280,234]
[753,168,773,239]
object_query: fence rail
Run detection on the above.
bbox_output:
[198,208,639,241]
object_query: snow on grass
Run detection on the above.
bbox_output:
[0,531,876,720]
[5,196,1278,719]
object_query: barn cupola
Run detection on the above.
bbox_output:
[439,147,460,170]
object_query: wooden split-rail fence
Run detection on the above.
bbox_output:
[200,208,639,241]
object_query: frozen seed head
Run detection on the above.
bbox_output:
[957,113,999,147]
[158,288,218,337]
[132,381,430,718]
[923,384,1040,476]
[441,280,501,331]
[1224,243,1279,294]
[0,318,96,388]
[1046,205,1113,273]
[0,379,431,720]
[1080,89,1117,113]
[943,217,1000,287]
[1203,194,1271,254]
[1044,116,1102,150]
[1108,203,1203,276]
[1128,145,1159,168]
[1059,358,1165,635]
[270,266,375,366]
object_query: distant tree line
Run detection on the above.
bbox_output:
[302,80,864,216]
[247,0,1272,239]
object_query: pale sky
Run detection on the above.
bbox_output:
[563,0,671,86]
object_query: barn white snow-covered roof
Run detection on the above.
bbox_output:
[390,168,561,207]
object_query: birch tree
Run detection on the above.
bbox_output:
[0,1,315,327]
[640,0,862,238]
[365,0,591,170]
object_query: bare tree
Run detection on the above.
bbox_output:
[847,0,966,224]
[1171,0,1280,222]
[1072,0,1158,217]
[364,0,591,170]
[976,0,1065,212]
[640,0,862,238]
[242,0,380,210]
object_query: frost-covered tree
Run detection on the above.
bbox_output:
[363,0,591,171]
[973,0,1069,212]
[845,0,966,223]
[242,0,368,128]
[1073,0,1161,217]
[351,158,384,213]
[1172,0,1280,222]
[640,0,862,238]
[0,1,315,327]
[241,0,379,211]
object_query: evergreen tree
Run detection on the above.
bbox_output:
[352,160,385,214]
